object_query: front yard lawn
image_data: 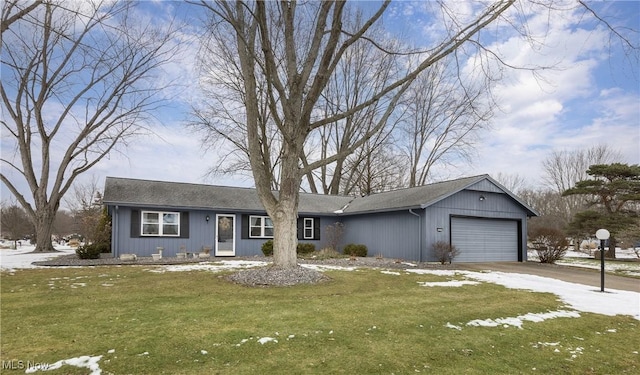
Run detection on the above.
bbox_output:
[1,265,638,374]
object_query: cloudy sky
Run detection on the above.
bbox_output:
[2,1,638,208]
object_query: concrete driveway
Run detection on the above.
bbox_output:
[458,261,640,293]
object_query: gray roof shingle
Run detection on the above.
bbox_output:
[103,174,537,216]
[343,175,486,214]
[102,177,353,215]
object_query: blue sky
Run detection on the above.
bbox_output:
[2,1,639,208]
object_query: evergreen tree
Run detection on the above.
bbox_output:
[563,163,640,257]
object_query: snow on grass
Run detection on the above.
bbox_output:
[418,280,479,287]
[257,337,278,345]
[407,269,640,321]
[148,260,268,273]
[25,355,103,375]
[465,310,581,329]
[301,264,356,272]
[380,270,401,275]
[446,322,462,331]
[0,245,76,272]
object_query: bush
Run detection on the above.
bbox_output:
[262,241,316,256]
[76,244,102,259]
[261,240,273,256]
[297,243,316,255]
[432,241,460,264]
[343,243,367,257]
[530,227,569,264]
[94,242,110,253]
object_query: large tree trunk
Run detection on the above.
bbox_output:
[271,203,299,269]
[269,147,302,269]
[33,207,56,252]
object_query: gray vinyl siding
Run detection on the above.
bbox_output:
[341,211,422,260]
[235,215,336,256]
[106,178,532,262]
[423,189,528,262]
[111,206,217,257]
[110,206,336,257]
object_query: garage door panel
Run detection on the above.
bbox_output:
[451,217,518,262]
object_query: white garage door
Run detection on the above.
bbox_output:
[451,217,518,262]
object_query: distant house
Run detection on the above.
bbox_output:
[102,174,537,262]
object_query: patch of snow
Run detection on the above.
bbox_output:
[257,337,278,345]
[200,350,208,355]
[0,245,76,272]
[107,349,115,354]
[381,270,401,275]
[152,260,268,273]
[445,322,462,331]
[401,262,418,267]
[406,269,640,321]
[301,264,356,272]
[25,355,102,375]
[138,352,149,356]
[418,280,479,287]
[534,342,560,347]
[466,310,580,329]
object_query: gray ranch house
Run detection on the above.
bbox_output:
[103,174,538,262]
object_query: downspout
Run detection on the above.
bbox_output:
[408,209,422,262]
[112,206,119,258]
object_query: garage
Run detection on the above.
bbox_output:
[451,217,519,262]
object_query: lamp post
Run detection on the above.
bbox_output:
[595,229,610,292]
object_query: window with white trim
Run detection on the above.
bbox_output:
[249,215,274,238]
[303,218,314,239]
[142,211,180,236]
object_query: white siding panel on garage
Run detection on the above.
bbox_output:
[451,217,518,262]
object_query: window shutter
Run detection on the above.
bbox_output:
[179,212,189,238]
[297,217,304,240]
[241,215,249,239]
[314,217,321,240]
[130,210,140,238]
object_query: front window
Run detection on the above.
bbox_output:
[142,211,180,236]
[249,215,274,238]
[304,218,314,239]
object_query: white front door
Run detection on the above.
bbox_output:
[215,214,235,256]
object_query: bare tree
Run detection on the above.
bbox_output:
[0,0,42,34]
[400,60,491,187]
[0,201,34,247]
[341,138,406,196]
[494,172,528,195]
[1,0,182,252]
[194,0,515,269]
[541,145,622,223]
[64,178,103,243]
[300,11,403,195]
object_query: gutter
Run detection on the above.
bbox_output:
[408,209,422,262]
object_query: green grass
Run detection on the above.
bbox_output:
[1,266,638,374]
